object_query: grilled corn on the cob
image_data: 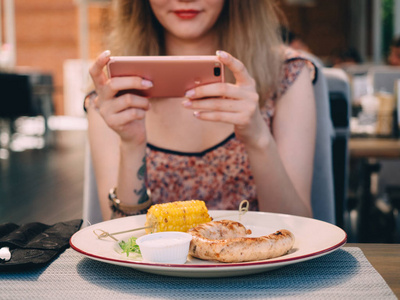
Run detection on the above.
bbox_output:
[145,200,212,233]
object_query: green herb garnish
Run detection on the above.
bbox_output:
[119,237,141,257]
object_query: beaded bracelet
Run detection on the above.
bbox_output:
[109,187,152,216]
[83,90,97,113]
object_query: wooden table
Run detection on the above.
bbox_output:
[345,243,400,298]
[349,138,400,158]
[348,138,400,242]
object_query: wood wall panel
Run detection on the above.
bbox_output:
[280,0,351,60]
[14,0,78,115]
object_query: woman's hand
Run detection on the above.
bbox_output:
[182,50,270,148]
[89,50,153,144]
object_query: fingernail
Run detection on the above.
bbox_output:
[193,111,200,117]
[100,50,111,59]
[182,100,192,107]
[185,89,195,97]
[216,50,228,59]
[142,79,153,87]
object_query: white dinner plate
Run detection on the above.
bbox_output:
[70,211,347,278]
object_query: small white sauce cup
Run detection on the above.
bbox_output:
[136,231,192,264]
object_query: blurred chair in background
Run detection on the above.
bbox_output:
[0,72,54,150]
[0,73,34,118]
[83,142,102,225]
[322,68,351,233]
[367,66,400,95]
[309,65,335,224]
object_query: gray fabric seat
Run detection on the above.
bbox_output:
[309,66,335,224]
[322,68,351,227]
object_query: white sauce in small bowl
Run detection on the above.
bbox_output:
[139,237,187,248]
[136,232,192,264]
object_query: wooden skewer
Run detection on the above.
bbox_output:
[93,226,152,241]
[93,200,250,241]
[214,200,249,221]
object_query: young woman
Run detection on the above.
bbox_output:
[86,0,316,220]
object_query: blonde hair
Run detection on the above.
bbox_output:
[106,0,285,106]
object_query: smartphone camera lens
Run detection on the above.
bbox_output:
[214,67,221,77]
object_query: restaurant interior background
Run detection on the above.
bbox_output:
[0,0,400,243]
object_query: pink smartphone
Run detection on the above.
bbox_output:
[107,56,224,98]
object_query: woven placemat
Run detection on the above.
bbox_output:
[0,247,396,299]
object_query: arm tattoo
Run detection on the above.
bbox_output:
[134,156,149,204]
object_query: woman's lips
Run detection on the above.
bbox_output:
[173,10,200,20]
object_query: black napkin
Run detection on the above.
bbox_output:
[0,219,82,271]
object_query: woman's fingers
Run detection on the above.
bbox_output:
[183,96,256,114]
[183,51,258,102]
[182,52,260,127]
[181,51,263,133]
[99,76,153,101]
[89,50,153,102]
[184,81,259,116]
[192,110,253,127]
[101,93,151,115]
[216,50,256,87]
[89,50,111,89]
[183,96,258,126]
[98,94,150,132]
[108,77,153,96]
[104,107,147,129]
[185,82,257,102]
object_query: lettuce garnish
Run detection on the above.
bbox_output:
[119,237,141,257]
